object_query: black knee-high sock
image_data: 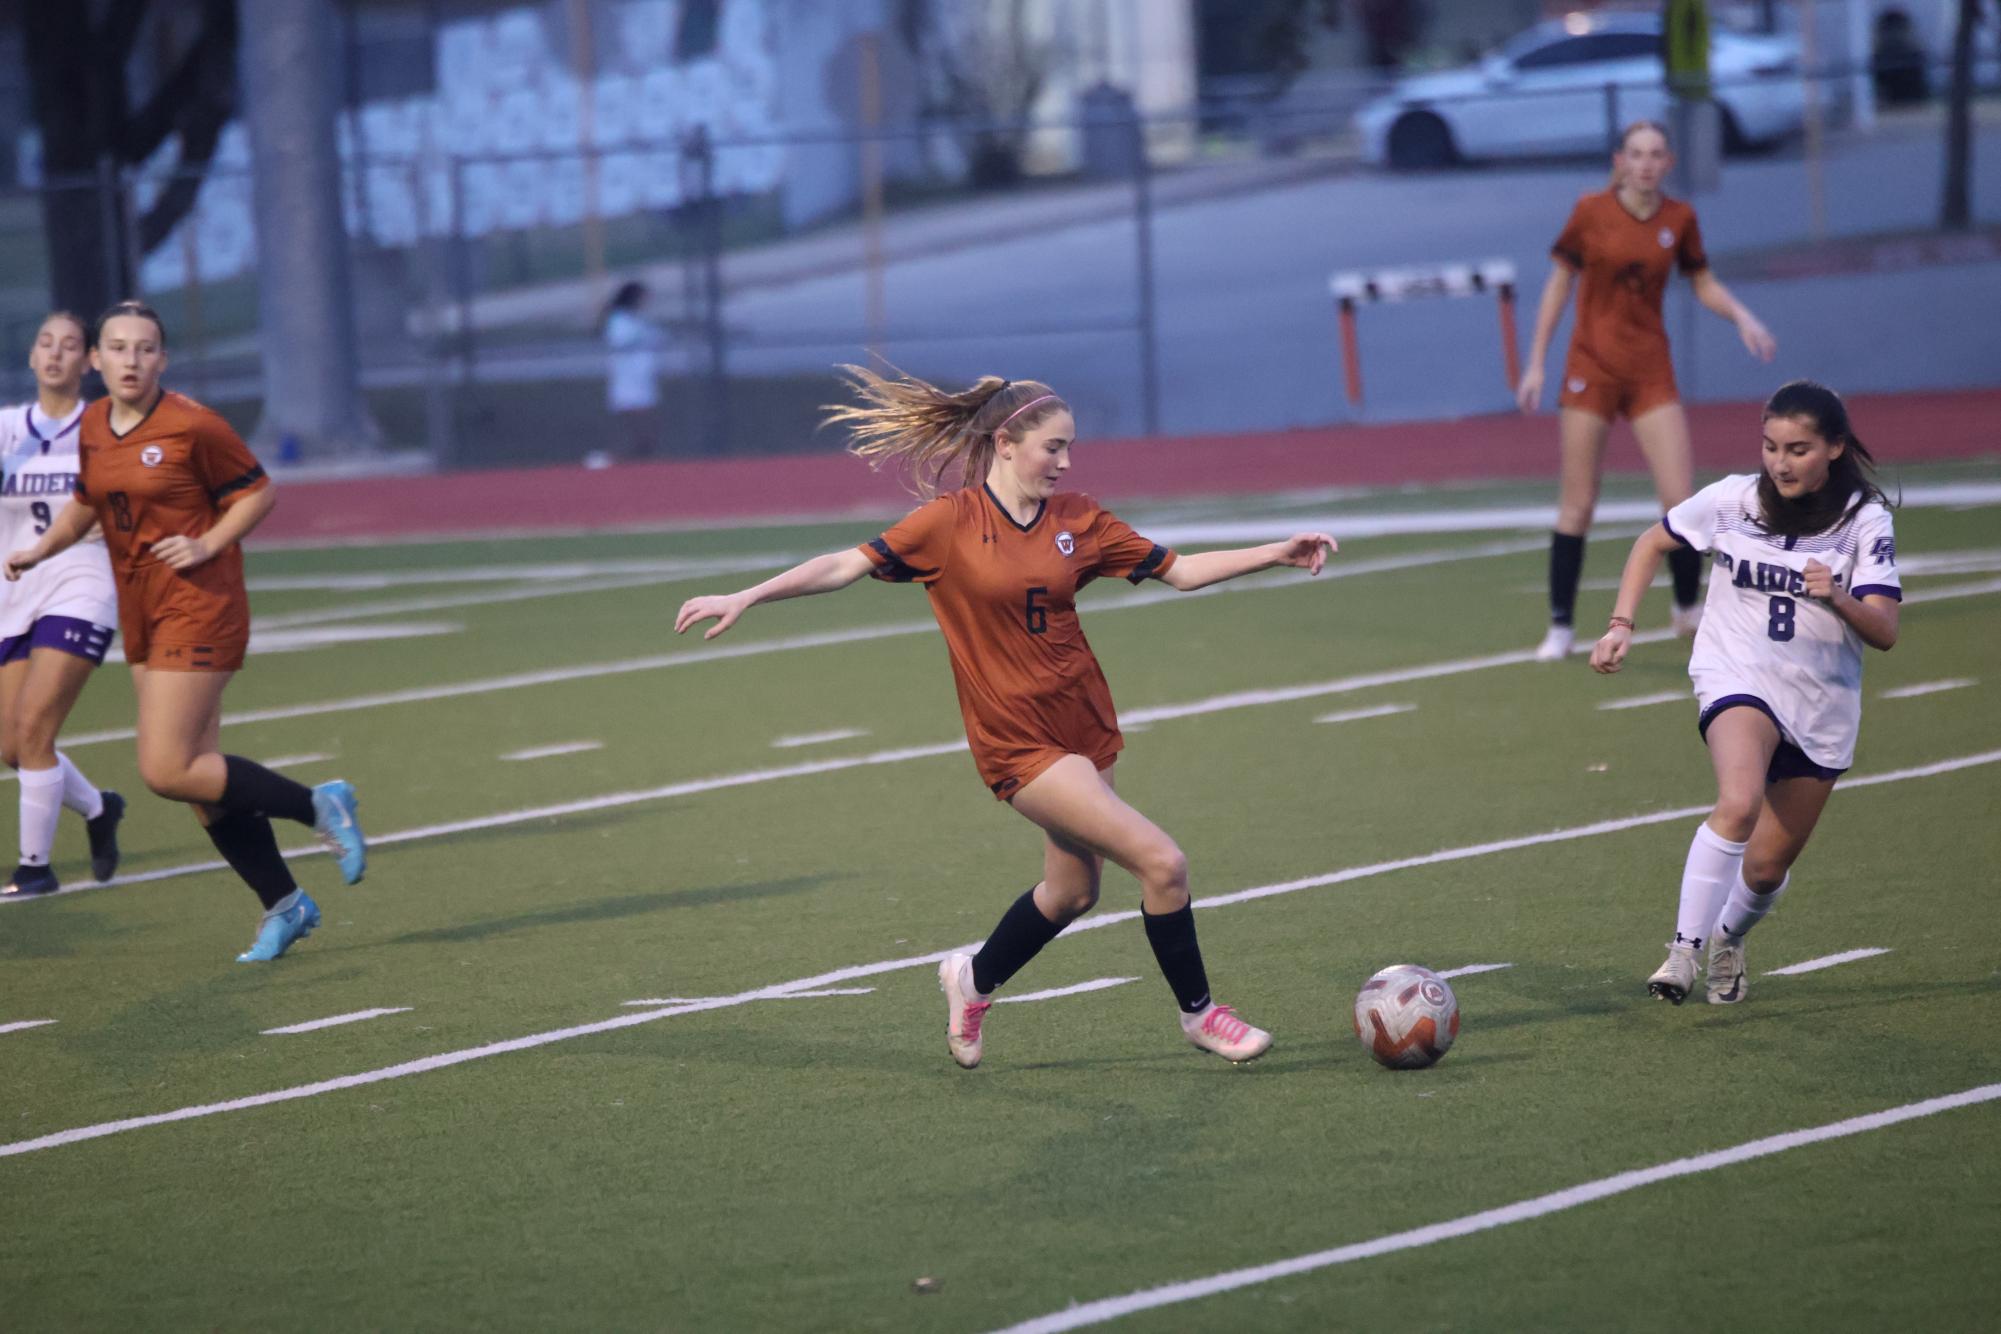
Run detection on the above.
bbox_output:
[1142,903,1212,1014]
[1667,544,1702,609]
[220,755,315,825]
[204,811,297,910]
[971,887,1066,995]
[1548,531,1586,627]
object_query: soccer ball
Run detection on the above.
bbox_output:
[1352,964,1459,1070]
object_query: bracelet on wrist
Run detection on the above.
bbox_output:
[1607,615,1634,631]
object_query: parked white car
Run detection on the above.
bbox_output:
[1356,13,1805,168]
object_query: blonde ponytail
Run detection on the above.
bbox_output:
[823,366,1068,497]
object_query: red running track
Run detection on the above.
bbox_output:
[258,388,1999,543]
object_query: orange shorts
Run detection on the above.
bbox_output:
[1558,358,1679,422]
[985,738,1123,802]
[118,563,250,672]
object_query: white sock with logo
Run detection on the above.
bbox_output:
[56,751,103,820]
[17,764,65,867]
[1673,821,1747,950]
[1717,871,1790,945]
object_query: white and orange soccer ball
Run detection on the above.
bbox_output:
[1352,964,1459,1069]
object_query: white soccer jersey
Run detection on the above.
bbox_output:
[0,402,117,639]
[1665,474,1900,770]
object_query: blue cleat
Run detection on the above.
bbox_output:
[311,780,367,884]
[236,891,321,963]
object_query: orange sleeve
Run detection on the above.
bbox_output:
[1088,505,1175,585]
[191,409,270,509]
[1677,209,1709,274]
[858,496,954,584]
[1551,197,1591,270]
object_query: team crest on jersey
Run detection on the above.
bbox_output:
[140,445,164,467]
[1870,536,1895,563]
[1658,227,1675,248]
[1055,530,1075,557]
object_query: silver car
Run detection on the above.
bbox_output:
[1356,13,1804,168]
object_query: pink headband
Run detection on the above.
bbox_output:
[995,394,1058,434]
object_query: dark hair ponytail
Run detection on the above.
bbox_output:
[1755,380,1893,538]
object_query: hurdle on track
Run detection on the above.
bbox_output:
[1329,260,1522,407]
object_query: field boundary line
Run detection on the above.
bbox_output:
[988,1082,2001,1333]
[1768,948,1893,976]
[263,1008,413,1036]
[3,746,1994,1159]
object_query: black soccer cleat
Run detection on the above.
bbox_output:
[2,863,59,897]
[87,790,126,883]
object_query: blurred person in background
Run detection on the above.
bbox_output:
[600,280,667,463]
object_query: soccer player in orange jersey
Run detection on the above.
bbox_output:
[1515,120,1776,663]
[3,302,368,961]
[676,369,1337,1068]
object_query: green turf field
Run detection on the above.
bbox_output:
[4,468,1999,1331]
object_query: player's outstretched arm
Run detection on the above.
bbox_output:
[1691,269,1775,362]
[1590,523,1681,673]
[1516,263,1575,413]
[675,547,876,640]
[1160,533,1337,592]
[2,499,96,580]
[1802,559,1900,651]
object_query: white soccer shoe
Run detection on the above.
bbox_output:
[1181,1003,1272,1063]
[938,953,992,1069]
[1671,602,1704,638]
[1533,625,1575,662]
[1706,939,1747,1005]
[1647,943,1701,1005]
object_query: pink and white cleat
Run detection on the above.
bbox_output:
[938,953,993,1069]
[1181,1003,1272,1064]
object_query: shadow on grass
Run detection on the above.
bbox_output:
[386,874,837,945]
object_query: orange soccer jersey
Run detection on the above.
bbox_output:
[859,485,1177,799]
[1552,189,1708,419]
[76,391,270,671]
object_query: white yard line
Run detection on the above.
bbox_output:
[500,741,605,762]
[249,554,793,593]
[1767,948,1893,977]
[988,1082,2001,1334]
[619,988,874,1006]
[2,746,1992,1158]
[1598,691,1687,711]
[1314,703,1416,725]
[262,752,335,770]
[0,1020,58,1035]
[1437,963,1514,980]
[1125,631,1674,726]
[252,571,692,630]
[1141,483,2001,546]
[771,728,871,749]
[1880,678,1977,700]
[994,978,1140,1004]
[262,1008,413,1036]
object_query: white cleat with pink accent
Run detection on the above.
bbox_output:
[1181,1003,1272,1063]
[938,953,992,1069]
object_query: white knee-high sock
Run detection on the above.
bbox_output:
[55,751,103,820]
[1717,870,1790,945]
[1674,821,1747,950]
[17,764,65,867]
